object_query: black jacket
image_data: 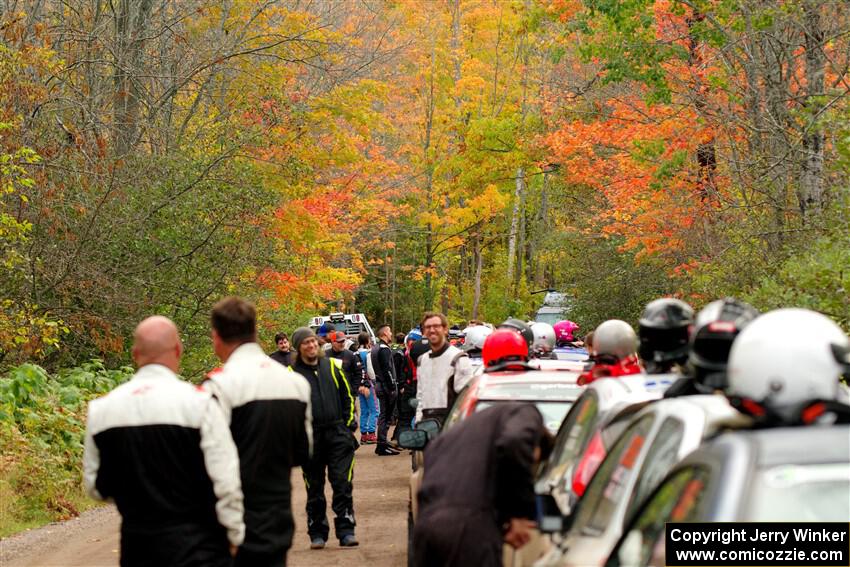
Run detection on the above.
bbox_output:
[414,404,543,567]
[268,350,292,367]
[327,348,364,392]
[370,340,397,390]
[292,357,356,431]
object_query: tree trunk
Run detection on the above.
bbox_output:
[507,167,523,284]
[472,237,483,320]
[515,176,528,291]
[799,0,826,214]
[536,168,550,286]
[112,0,154,155]
[753,3,793,243]
[686,11,718,207]
[423,37,437,311]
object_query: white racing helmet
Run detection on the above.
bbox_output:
[727,308,850,416]
[531,322,556,354]
[593,320,638,360]
[464,325,493,350]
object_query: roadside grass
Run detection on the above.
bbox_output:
[0,362,132,537]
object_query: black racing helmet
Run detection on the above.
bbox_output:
[689,297,760,389]
[409,338,431,365]
[638,298,695,370]
[498,318,534,354]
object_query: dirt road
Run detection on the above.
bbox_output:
[0,444,411,567]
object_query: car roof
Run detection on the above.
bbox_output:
[683,424,850,471]
[586,374,674,400]
[634,395,746,430]
[533,358,588,372]
[553,348,589,362]
[474,371,584,401]
[480,370,582,385]
[744,425,850,467]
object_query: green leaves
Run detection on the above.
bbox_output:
[746,234,850,331]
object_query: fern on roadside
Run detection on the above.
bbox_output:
[0,361,132,537]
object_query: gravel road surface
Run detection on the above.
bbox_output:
[0,443,411,567]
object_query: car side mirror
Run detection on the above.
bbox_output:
[398,429,428,450]
[416,418,441,439]
[536,493,573,534]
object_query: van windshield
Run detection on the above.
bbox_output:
[311,320,369,336]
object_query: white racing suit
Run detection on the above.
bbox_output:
[415,343,473,424]
[83,364,244,567]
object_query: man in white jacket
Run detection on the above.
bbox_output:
[415,312,473,425]
[83,316,244,567]
[204,297,313,567]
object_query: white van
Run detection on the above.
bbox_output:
[308,312,376,342]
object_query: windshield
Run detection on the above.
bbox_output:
[310,320,368,336]
[475,400,574,433]
[535,312,563,326]
[749,464,850,521]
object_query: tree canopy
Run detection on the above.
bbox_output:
[1,0,848,376]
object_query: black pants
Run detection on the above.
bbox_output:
[376,385,397,447]
[302,424,357,541]
[394,383,417,441]
[234,498,293,567]
[120,522,231,567]
[234,548,285,567]
[413,508,501,567]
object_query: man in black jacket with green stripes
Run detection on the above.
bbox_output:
[290,327,359,549]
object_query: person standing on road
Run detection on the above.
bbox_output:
[414,403,551,567]
[394,330,421,441]
[290,327,360,549]
[269,332,293,367]
[327,331,364,394]
[317,324,333,352]
[83,316,244,567]
[356,332,379,445]
[370,324,400,456]
[415,312,473,425]
[204,297,313,567]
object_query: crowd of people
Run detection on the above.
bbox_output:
[81,294,850,567]
[82,299,485,567]
[407,297,850,567]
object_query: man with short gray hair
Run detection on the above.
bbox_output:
[83,316,244,567]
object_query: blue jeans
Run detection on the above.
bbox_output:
[359,386,379,433]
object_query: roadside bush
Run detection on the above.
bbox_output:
[0,361,132,536]
[745,234,850,332]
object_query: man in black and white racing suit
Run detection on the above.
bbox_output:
[83,315,244,567]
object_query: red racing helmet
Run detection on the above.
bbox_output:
[483,329,529,370]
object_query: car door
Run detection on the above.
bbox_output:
[568,413,655,539]
[538,392,599,504]
[624,416,687,523]
[606,465,713,567]
[442,380,478,431]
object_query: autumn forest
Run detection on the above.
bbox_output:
[2,0,850,377]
